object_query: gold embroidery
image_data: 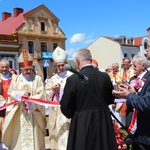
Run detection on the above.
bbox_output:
[3,82,10,91]
[20,104,34,149]
[21,84,32,96]
[57,50,61,56]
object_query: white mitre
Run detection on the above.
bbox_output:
[52,46,68,63]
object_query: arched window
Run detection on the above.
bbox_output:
[144,42,148,50]
[124,37,126,44]
[131,53,135,59]
[131,38,133,45]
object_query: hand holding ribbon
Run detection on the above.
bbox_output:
[25,101,36,114]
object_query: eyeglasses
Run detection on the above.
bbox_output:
[56,64,65,68]
[22,68,33,72]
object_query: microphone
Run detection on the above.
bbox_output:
[63,64,89,81]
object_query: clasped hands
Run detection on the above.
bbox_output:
[52,83,60,94]
[16,91,30,102]
[112,83,136,99]
[16,91,36,113]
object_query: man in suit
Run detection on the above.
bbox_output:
[60,48,117,150]
[126,55,149,130]
[113,42,150,150]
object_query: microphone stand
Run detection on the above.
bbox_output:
[79,78,145,150]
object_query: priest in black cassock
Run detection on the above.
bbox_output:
[60,48,117,150]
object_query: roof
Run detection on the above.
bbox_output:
[134,37,144,46]
[0,4,60,35]
[0,11,31,35]
[103,36,144,47]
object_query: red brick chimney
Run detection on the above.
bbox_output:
[2,12,11,21]
[13,8,23,17]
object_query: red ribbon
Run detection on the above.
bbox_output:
[0,97,60,111]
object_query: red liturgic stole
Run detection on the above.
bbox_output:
[1,79,12,101]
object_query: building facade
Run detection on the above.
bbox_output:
[87,35,149,70]
[0,34,21,74]
[0,4,66,79]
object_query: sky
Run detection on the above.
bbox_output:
[0,0,150,58]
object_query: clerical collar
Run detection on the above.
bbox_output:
[80,64,92,70]
[58,71,67,78]
[124,68,129,72]
[22,73,33,81]
[2,72,10,80]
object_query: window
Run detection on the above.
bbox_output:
[131,53,135,59]
[131,38,134,45]
[124,53,127,57]
[28,41,34,53]
[41,22,45,31]
[41,42,47,52]
[124,37,126,44]
[53,43,58,51]
[128,38,134,45]
[9,61,13,68]
[144,42,148,50]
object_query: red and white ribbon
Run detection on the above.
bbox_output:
[127,78,146,134]
[127,109,138,134]
[0,97,60,111]
[22,97,60,106]
[0,100,19,111]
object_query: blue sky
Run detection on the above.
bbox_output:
[0,0,149,58]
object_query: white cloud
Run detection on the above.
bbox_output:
[84,39,95,44]
[69,33,85,44]
[66,48,77,60]
[67,33,97,55]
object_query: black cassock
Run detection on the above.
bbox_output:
[60,66,117,150]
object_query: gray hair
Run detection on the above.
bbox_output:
[133,55,149,68]
[0,59,10,67]
[76,48,92,62]
[112,62,119,68]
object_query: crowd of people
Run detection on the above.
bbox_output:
[0,40,150,150]
[112,41,150,150]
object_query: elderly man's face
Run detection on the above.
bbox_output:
[112,65,119,74]
[146,42,150,60]
[21,67,33,78]
[132,60,145,76]
[0,62,9,75]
